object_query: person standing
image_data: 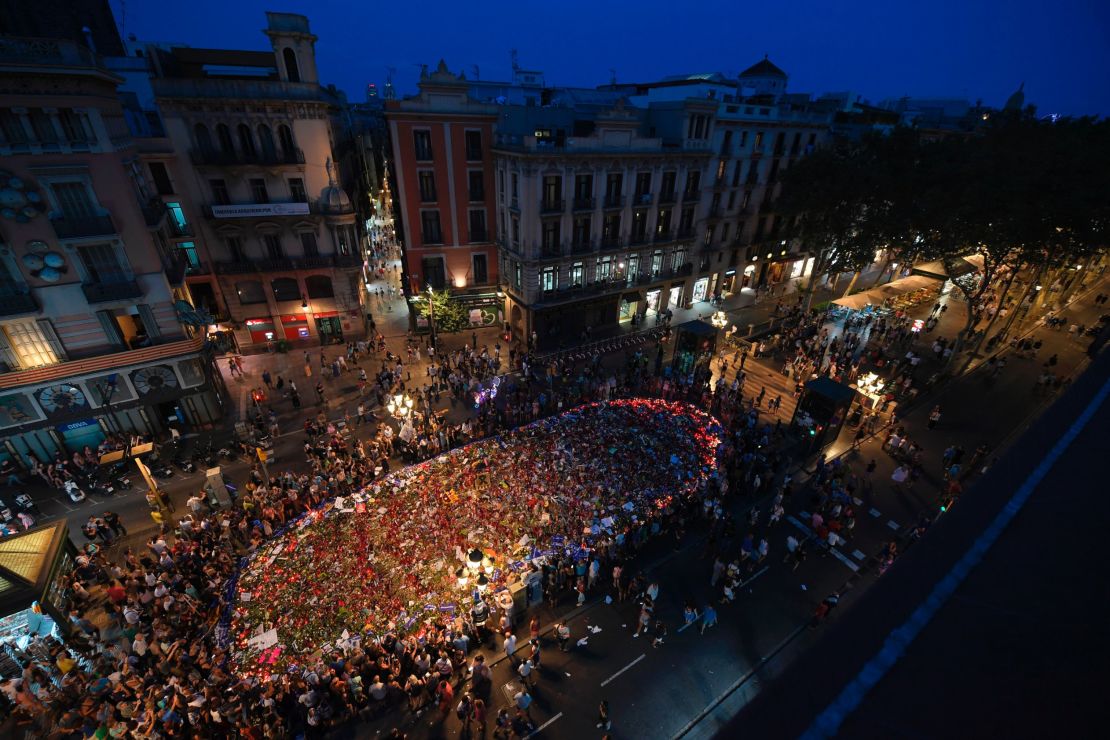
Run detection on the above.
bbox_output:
[556,621,571,652]
[503,631,517,664]
[927,405,942,430]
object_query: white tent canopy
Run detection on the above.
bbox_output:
[833,274,940,310]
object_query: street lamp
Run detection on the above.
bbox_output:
[426,284,437,353]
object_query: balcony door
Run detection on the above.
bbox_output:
[78,243,127,284]
[51,181,95,218]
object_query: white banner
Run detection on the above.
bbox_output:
[211,202,310,219]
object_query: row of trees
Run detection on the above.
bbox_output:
[777,112,1110,360]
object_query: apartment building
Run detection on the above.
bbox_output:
[493,98,713,344]
[0,34,223,465]
[147,12,364,349]
[492,58,832,346]
[385,61,501,322]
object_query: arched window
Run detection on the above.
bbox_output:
[216,124,234,156]
[235,280,266,305]
[278,125,295,157]
[305,274,334,299]
[282,47,300,82]
[258,125,277,160]
[270,277,300,302]
[194,123,213,153]
[237,124,256,159]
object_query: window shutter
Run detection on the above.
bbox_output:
[35,319,68,360]
[0,327,17,370]
[137,304,161,339]
[96,310,124,347]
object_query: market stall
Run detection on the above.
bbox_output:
[0,521,79,677]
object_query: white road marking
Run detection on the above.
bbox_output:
[886,520,900,531]
[600,653,645,687]
[786,515,859,572]
[852,497,863,506]
[525,711,563,738]
[852,550,866,561]
[869,508,882,517]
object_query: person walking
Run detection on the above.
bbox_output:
[927,405,942,430]
[596,699,611,730]
[700,604,718,635]
[503,631,517,664]
[517,658,535,688]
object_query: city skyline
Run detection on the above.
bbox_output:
[116,0,1110,116]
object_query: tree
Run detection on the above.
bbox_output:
[776,139,879,310]
[411,288,469,333]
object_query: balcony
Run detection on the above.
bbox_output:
[658,192,676,204]
[572,196,595,211]
[188,147,305,167]
[628,232,649,246]
[540,199,565,214]
[654,230,676,244]
[632,193,654,207]
[570,241,595,254]
[169,220,193,238]
[0,292,39,317]
[536,277,627,305]
[142,199,167,228]
[213,253,364,275]
[82,279,142,304]
[469,229,488,242]
[708,206,722,219]
[603,195,624,209]
[0,335,205,392]
[677,227,696,239]
[50,214,116,240]
[539,244,564,259]
[509,198,520,212]
[468,190,485,203]
[599,237,625,252]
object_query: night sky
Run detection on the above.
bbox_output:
[119,0,1109,116]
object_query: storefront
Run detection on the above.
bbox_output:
[719,270,737,297]
[645,288,662,315]
[667,283,684,309]
[742,264,756,288]
[790,256,815,280]
[245,317,277,344]
[692,277,709,303]
[280,314,311,341]
[620,291,640,322]
[55,418,106,453]
[314,311,344,344]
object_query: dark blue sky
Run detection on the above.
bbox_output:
[120,0,1109,116]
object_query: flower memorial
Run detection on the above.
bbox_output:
[224,399,722,677]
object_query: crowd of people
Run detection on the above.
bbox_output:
[4,258,1058,738]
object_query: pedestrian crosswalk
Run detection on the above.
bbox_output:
[713,353,799,424]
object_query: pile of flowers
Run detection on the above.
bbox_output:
[224,399,722,677]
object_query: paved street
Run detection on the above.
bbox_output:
[7,262,1105,739]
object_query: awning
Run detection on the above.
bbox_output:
[912,255,981,281]
[833,274,941,310]
[621,291,641,303]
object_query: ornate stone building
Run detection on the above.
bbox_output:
[147,12,364,348]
